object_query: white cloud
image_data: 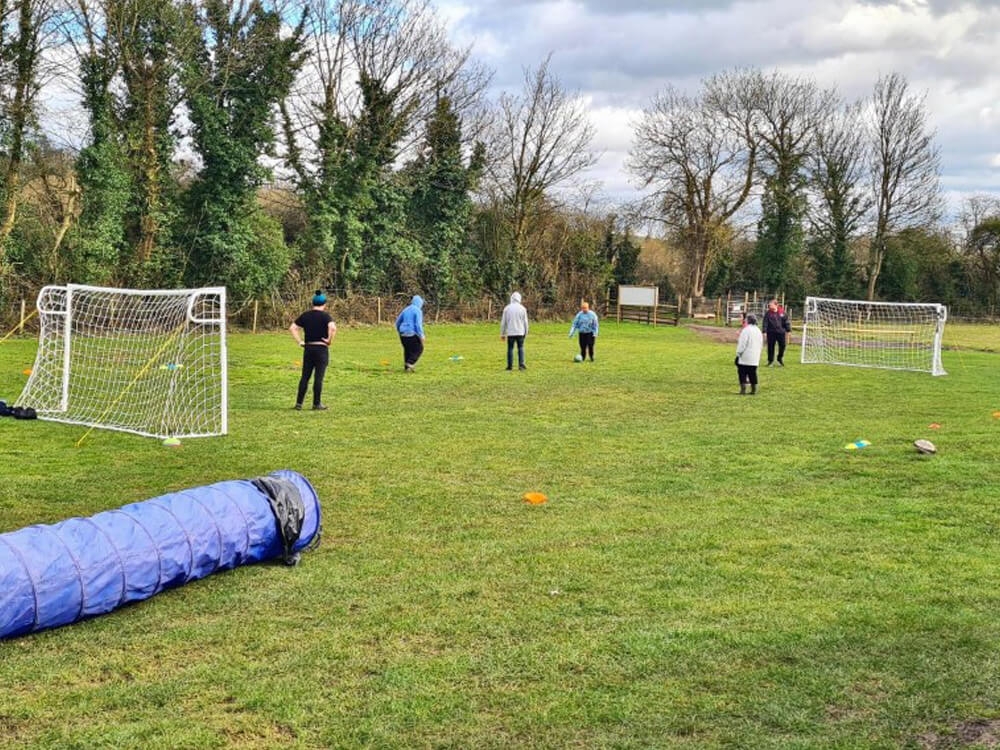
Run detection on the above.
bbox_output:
[445,0,1000,214]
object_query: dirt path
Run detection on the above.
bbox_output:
[685,323,800,345]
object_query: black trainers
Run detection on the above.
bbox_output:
[293,404,302,410]
[518,364,526,370]
[312,404,328,411]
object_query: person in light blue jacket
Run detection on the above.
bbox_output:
[568,301,599,361]
[395,295,426,372]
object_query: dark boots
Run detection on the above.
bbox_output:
[751,384,757,395]
[740,384,746,395]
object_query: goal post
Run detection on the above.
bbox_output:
[16,284,228,438]
[800,296,947,376]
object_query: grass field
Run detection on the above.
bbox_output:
[1,321,999,749]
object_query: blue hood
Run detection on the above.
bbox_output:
[411,295,424,308]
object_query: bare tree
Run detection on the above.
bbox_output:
[750,70,835,291]
[483,54,597,272]
[864,72,942,300]
[956,193,1000,242]
[957,194,1000,314]
[628,70,757,298]
[806,99,871,295]
[282,0,490,186]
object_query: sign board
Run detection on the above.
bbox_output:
[618,285,658,307]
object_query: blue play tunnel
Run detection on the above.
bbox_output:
[0,470,321,639]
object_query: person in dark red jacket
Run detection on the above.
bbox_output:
[762,299,791,366]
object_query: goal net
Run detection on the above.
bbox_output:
[16,284,228,438]
[800,296,947,376]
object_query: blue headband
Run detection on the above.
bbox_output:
[313,292,326,305]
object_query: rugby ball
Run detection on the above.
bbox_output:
[913,439,936,455]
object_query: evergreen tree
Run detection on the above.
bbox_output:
[73,51,131,284]
[179,0,305,299]
[754,170,806,294]
[407,95,485,301]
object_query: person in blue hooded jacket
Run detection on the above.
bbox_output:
[395,295,426,372]
[568,300,599,361]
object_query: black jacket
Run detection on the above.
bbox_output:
[763,310,791,336]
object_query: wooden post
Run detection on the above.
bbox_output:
[725,292,731,325]
[377,297,382,326]
[652,303,657,327]
[487,297,492,321]
[251,300,259,334]
[19,299,26,334]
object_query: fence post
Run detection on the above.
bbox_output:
[377,297,382,326]
[252,300,259,334]
[19,299,26,334]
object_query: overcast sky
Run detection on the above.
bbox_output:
[438,0,999,218]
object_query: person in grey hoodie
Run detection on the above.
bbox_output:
[395,295,426,372]
[500,291,529,370]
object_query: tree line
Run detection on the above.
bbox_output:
[1,0,998,318]
[629,69,1000,315]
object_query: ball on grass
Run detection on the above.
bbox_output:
[162,437,182,447]
[573,354,583,363]
[913,439,936,455]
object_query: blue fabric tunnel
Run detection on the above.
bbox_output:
[0,469,321,639]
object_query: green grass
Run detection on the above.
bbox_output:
[943,322,1000,353]
[2,321,1000,748]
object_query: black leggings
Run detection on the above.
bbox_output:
[400,335,424,366]
[767,333,786,364]
[737,364,758,385]
[297,345,329,406]
[579,332,595,360]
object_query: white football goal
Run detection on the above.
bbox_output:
[17,284,228,438]
[800,296,947,376]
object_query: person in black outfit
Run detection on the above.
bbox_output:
[289,291,337,410]
[762,299,791,366]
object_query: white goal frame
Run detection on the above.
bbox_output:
[16,284,228,438]
[800,296,947,376]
